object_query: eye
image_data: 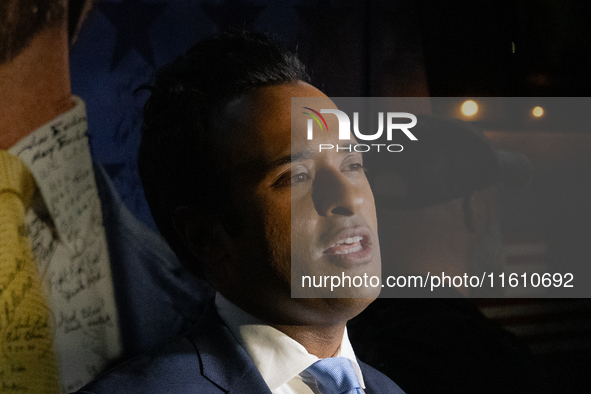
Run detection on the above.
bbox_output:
[272,169,311,188]
[347,162,364,172]
[291,172,311,184]
[341,153,365,174]
[342,160,364,173]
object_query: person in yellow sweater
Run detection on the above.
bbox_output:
[0,2,210,392]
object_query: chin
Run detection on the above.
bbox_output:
[324,296,378,323]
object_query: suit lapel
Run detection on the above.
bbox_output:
[187,302,272,393]
[359,360,406,394]
[187,303,403,394]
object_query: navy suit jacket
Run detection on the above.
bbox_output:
[94,163,213,357]
[76,302,406,394]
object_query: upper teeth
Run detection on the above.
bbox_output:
[335,236,363,246]
[334,244,363,254]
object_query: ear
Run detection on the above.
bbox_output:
[173,206,225,262]
[462,190,488,233]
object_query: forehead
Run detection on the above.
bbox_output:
[216,82,338,172]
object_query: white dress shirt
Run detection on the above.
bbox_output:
[215,293,366,394]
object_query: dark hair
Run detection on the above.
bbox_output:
[138,30,310,277]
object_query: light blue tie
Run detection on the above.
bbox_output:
[306,357,363,394]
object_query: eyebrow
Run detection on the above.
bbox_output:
[262,142,361,177]
[270,149,314,170]
[271,142,359,166]
[338,142,356,152]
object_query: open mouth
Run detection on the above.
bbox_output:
[323,235,366,255]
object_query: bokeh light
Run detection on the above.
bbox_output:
[532,106,544,117]
[461,100,478,116]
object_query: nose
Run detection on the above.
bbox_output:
[312,168,366,217]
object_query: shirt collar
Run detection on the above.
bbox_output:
[9,96,95,254]
[215,292,365,391]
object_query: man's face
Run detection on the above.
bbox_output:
[210,81,381,326]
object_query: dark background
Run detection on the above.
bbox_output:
[70,0,591,391]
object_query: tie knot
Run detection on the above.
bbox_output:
[0,151,36,203]
[306,357,362,394]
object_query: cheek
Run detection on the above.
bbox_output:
[266,193,320,283]
[267,218,291,281]
[260,191,291,239]
[256,193,293,276]
[264,204,290,248]
[289,190,319,240]
[362,187,379,229]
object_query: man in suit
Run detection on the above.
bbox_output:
[77,31,404,393]
[0,1,210,391]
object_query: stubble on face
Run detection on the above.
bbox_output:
[208,82,381,327]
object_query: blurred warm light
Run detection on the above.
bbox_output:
[461,100,478,116]
[532,106,544,117]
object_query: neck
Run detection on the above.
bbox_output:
[218,288,358,359]
[0,24,73,149]
[273,323,347,359]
